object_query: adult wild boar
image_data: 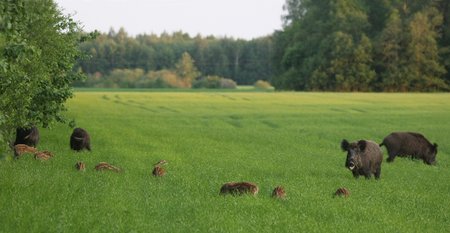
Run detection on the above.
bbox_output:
[341,139,383,179]
[380,132,437,165]
[14,126,39,147]
[70,128,91,151]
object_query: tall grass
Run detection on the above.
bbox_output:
[1,92,449,232]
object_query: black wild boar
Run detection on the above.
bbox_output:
[341,139,383,179]
[380,132,437,165]
[70,128,91,151]
[14,126,39,147]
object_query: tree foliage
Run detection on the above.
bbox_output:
[175,52,201,88]
[0,0,91,154]
[274,0,449,91]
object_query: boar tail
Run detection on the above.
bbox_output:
[379,142,384,147]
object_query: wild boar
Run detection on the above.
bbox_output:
[341,139,383,179]
[70,128,91,151]
[14,126,39,147]
[14,144,38,158]
[380,132,437,165]
[220,182,259,196]
[272,186,286,199]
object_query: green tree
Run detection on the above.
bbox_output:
[277,0,374,91]
[174,52,201,88]
[275,0,449,91]
[0,0,91,155]
[406,8,447,91]
[439,0,450,85]
[377,9,409,91]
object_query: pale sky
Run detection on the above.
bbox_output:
[55,0,286,40]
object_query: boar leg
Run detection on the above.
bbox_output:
[363,166,372,179]
[386,150,397,162]
[374,166,381,179]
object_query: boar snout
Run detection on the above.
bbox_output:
[348,160,356,170]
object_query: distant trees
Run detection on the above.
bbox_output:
[75,1,450,91]
[274,0,450,91]
[79,51,236,89]
[76,29,274,87]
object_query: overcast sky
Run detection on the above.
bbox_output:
[55,0,286,40]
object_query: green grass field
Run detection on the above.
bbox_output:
[1,91,449,232]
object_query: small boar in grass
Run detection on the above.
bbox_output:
[334,188,350,198]
[75,162,86,171]
[14,126,39,147]
[220,182,259,196]
[152,160,167,177]
[34,151,53,160]
[380,132,438,165]
[341,139,383,179]
[70,128,91,152]
[152,166,165,177]
[95,162,121,172]
[272,186,286,199]
[14,144,38,158]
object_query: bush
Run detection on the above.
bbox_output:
[254,80,274,90]
[220,78,237,89]
[193,76,237,89]
[192,76,221,89]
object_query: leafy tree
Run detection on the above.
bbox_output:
[175,52,201,88]
[277,0,374,91]
[0,0,92,155]
[281,0,308,27]
[377,9,409,91]
[274,0,449,91]
[406,8,447,91]
[439,0,450,85]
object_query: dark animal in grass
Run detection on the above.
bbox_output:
[272,186,286,199]
[220,182,259,196]
[14,126,39,147]
[380,132,438,165]
[95,162,121,172]
[152,160,167,177]
[14,144,38,158]
[341,139,383,179]
[334,188,350,198]
[70,128,91,151]
[75,162,86,171]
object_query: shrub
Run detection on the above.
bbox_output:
[254,80,274,90]
[220,78,237,89]
[136,70,190,88]
[193,76,237,89]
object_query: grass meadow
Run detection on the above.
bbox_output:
[1,91,450,232]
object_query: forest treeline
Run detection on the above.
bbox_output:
[75,30,273,88]
[274,0,450,91]
[76,0,450,91]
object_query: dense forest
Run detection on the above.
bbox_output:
[76,0,450,91]
[274,0,450,91]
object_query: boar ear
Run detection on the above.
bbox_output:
[341,139,349,151]
[433,143,438,150]
[357,140,367,151]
